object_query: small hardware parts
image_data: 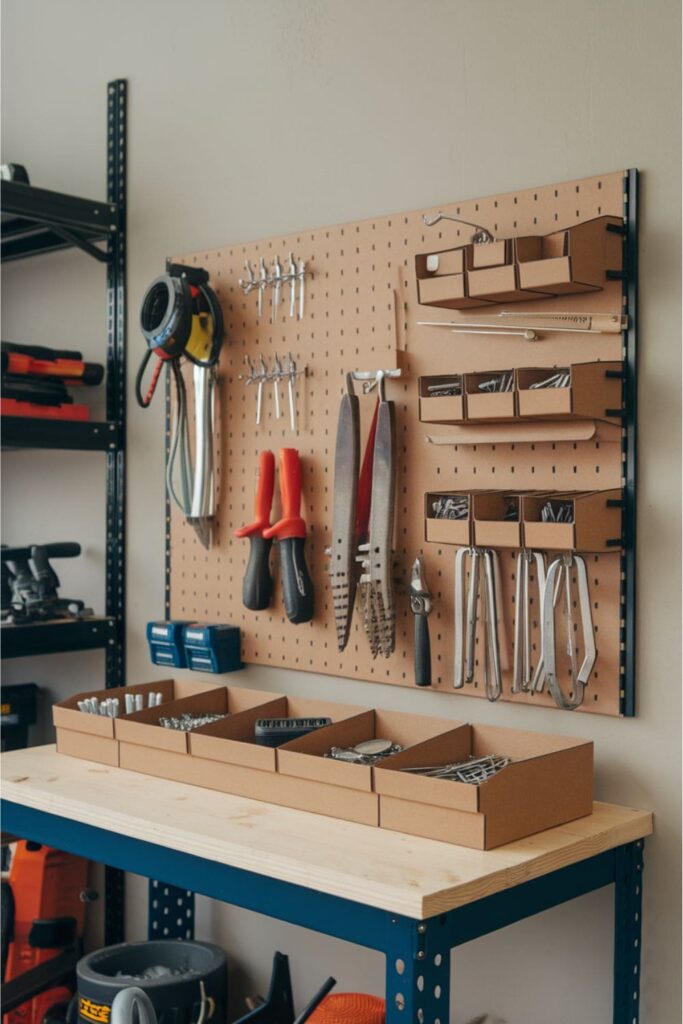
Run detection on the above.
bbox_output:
[432,495,468,520]
[325,738,403,765]
[77,697,120,717]
[159,712,229,731]
[540,500,574,523]
[400,754,510,784]
[238,352,307,430]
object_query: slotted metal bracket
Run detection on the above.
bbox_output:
[148,880,195,940]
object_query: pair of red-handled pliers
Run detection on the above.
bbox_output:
[235,449,314,623]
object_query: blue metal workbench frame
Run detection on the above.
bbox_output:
[1,800,644,1023]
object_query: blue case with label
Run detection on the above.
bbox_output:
[146,620,189,668]
[182,623,242,674]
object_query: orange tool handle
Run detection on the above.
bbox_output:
[234,451,276,537]
[263,448,306,540]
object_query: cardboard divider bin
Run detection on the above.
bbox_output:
[465,371,516,420]
[53,678,220,766]
[375,724,593,849]
[522,489,623,552]
[149,696,372,825]
[117,685,286,780]
[276,709,461,826]
[415,245,468,279]
[516,215,623,295]
[417,272,491,310]
[516,362,623,423]
[114,681,236,756]
[425,491,474,546]
[467,237,549,304]
[468,239,510,269]
[418,375,466,424]
[473,492,523,548]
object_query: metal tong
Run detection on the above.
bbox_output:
[454,546,504,700]
[540,553,597,710]
[511,549,546,693]
[166,361,218,549]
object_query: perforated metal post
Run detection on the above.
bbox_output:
[104,77,127,947]
[613,841,644,1024]
[148,881,195,941]
[385,916,450,1024]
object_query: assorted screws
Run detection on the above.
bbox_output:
[400,754,510,784]
[432,495,468,520]
[540,500,574,523]
[239,253,311,322]
[239,352,307,430]
[325,738,403,765]
[159,712,229,731]
[529,370,571,389]
[426,378,462,396]
[477,372,514,393]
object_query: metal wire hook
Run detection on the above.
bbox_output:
[422,212,494,244]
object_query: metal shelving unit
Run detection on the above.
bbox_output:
[0,79,128,941]
[1,416,119,452]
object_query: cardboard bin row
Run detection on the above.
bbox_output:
[424,488,623,550]
[53,683,594,850]
[415,215,622,310]
[418,362,623,426]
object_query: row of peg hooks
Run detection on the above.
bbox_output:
[238,253,311,322]
[238,353,307,430]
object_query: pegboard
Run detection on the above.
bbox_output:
[167,170,636,717]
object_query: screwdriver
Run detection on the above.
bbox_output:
[234,451,275,610]
[263,448,314,624]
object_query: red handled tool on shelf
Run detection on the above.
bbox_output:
[234,451,276,611]
[263,448,314,625]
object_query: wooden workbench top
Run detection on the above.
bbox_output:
[1,745,652,919]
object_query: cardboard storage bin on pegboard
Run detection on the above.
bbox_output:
[276,708,461,826]
[375,724,593,849]
[516,362,623,422]
[472,492,523,548]
[418,375,466,424]
[53,679,219,766]
[424,491,474,546]
[522,489,622,552]
[516,215,623,295]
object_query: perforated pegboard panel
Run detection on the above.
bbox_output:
[168,170,633,717]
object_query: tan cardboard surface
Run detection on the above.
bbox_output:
[114,683,227,754]
[56,729,119,766]
[52,679,175,739]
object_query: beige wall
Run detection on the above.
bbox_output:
[2,1,681,1021]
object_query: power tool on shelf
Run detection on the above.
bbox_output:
[0,544,92,624]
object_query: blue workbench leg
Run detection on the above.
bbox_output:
[613,840,644,1024]
[385,915,451,1024]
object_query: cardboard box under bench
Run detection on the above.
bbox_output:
[53,678,221,766]
[375,724,593,849]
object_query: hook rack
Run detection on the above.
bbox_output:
[238,252,312,321]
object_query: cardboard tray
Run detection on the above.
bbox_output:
[375,724,593,849]
[424,491,474,546]
[464,371,516,421]
[523,489,623,551]
[277,708,460,793]
[417,273,490,310]
[418,375,466,424]
[516,362,623,423]
[516,215,622,295]
[473,492,523,548]
[53,679,221,766]
[114,684,280,755]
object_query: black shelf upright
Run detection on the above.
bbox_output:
[0,79,128,943]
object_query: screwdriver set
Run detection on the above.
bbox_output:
[166,170,636,719]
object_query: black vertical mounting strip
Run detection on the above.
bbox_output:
[105,78,127,691]
[621,169,638,717]
[104,78,127,946]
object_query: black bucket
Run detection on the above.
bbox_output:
[77,940,227,1024]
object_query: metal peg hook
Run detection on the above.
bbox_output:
[422,212,494,244]
[350,368,402,402]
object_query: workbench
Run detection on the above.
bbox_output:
[1,746,652,1023]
